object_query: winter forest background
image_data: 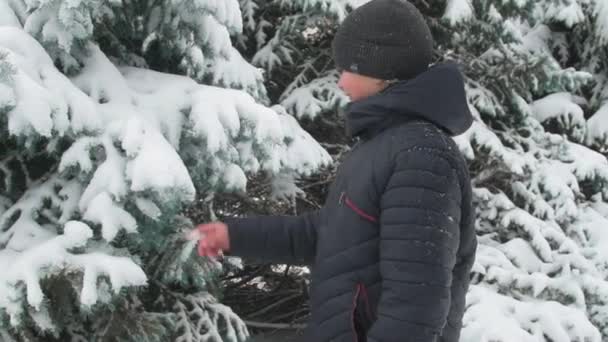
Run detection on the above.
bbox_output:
[1,0,608,341]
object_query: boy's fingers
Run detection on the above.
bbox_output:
[197,240,206,256]
[198,240,213,256]
[207,238,218,249]
[197,224,210,231]
[186,224,217,241]
[185,229,201,241]
[197,242,220,258]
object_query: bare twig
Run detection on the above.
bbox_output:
[244,321,306,330]
[269,307,309,323]
[245,292,301,319]
[224,265,270,290]
[297,196,321,209]
[298,177,335,189]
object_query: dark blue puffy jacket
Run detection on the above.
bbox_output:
[226,62,477,342]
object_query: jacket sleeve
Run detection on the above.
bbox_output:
[224,209,320,264]
[367,148,462,342]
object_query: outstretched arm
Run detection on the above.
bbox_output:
[225,210,321,264]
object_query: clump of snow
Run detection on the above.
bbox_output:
[134,197,161,220]
[78,251,147,306]
[520,24,552,55]
[0,27,101,139]
[443,0,474,25]
[577,205,608,271]
[273,105,333,173]
[252,35,292,74]
[596,0,608,44]
[274,0,370,22]
[173,292,249,341]
[176,0,243,35]
[83,192,137,241]
[463,285,601,342]
[531,92,586,141]
[0,329,15,342]
[280,71,348,120]
[208,45,268,102]
[455,120,532,175]
[0,219,146,325]
[587,103,608,148]
[541,0,585,28]
[222,163,248,192]
[24,0,98,52]
[466,82,503,118]
[270,171,305,202]
[531,92,585,122]
[563,140,608,185]
[0,1,21,28]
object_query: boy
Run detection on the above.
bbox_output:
[189,0,477,341]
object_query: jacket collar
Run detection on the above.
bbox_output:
[344,62,473,140]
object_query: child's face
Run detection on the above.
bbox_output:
[338,71,389,102]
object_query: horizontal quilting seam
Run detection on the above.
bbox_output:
[315,263,380,303]
[396,160,451,172]
[379,238,457,252]
[384,150,461,199]
[381,223,455,237]
[381,205,461,221]
[398,146,457,158]
[375,312,440,330]
[391,167,449,179]
[324,329,351,342]
[394,148,460,180]
[398,146,452,155]
[316,294,353,316]
[380,257,453,271]
[383,184,461,205]
[320,237,377,262]
[320,276,382,303]
[382,222,453,230]
[315,293,353,327]
[366,279,381,288]
[316,295,367,330]
[374,294,447,310]
[393,157,449,168]
[381,277,450,288]
[384,181,449,193]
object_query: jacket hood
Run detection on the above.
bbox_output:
[345,62,473,138]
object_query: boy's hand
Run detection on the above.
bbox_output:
[186,222,230,257]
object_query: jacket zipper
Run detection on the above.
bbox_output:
[351,284,361,342]
[352,282,374,341]
[340,192,378,223]
[359,283,373,321]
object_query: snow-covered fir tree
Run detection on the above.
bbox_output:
[436,0,608,339]
[2,0,608,340]
[236,0,369,121]
[238,0,608,340]
[0,0,330,341]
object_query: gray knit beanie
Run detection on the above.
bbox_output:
[332,0,433,80]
